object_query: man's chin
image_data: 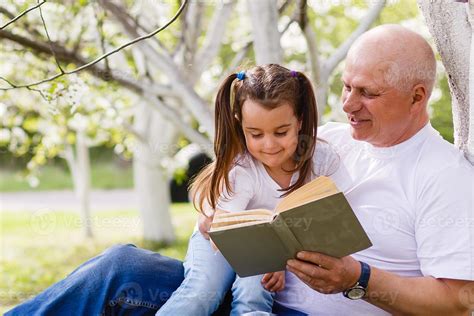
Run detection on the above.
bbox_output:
[350,129,369,142]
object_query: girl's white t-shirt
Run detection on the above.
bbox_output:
[215,140,339,213]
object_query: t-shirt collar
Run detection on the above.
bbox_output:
[361,123,436,158]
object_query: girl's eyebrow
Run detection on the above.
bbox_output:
[245,124,291,130]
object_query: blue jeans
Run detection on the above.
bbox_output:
[5,244,307,315]
[157,231,274,315]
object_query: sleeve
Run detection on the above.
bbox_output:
[414,162,474,280]
[215,164,256,213]
[312,141,340,177]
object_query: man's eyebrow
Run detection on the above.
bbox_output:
[341,79,378,91]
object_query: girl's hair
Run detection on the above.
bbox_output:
[190,64,319,214]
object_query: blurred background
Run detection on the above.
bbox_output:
[0,0,456,311]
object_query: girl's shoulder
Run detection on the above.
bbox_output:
[219,153,260,205]
[313,139,340,177]
[230,153,260,182]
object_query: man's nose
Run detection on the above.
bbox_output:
[342,91,362,114]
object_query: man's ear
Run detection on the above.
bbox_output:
[410,84,427,113]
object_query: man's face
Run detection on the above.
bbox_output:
[341,59,415,147]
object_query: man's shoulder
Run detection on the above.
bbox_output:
[416,130,473,179]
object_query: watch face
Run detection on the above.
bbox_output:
[348,287,366,300]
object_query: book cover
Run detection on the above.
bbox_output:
[208,177,372,277]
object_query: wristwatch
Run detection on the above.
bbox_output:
[343,261,371,300]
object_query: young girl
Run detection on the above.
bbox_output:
[156,64,338,315]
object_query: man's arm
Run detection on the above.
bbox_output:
[287,251,473,315]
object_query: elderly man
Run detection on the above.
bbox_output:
[275,24,474,315]
[7,25,473,316]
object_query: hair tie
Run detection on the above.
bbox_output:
[290,70,298,78]
[236,71,246,81]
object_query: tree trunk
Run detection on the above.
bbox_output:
[468,0,474,164]
[64,132,94,238]
[133,100,176,243]
[247,0,282,64]
[418,0,473,164]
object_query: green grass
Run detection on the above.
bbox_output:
[0,203,197,313]
[0,162,133,192]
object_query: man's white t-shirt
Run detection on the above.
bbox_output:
[275,122,474,315]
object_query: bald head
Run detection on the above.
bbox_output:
[347,24,436,99]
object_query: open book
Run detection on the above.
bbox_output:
[208,176,372,277]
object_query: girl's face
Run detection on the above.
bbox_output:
[241,99,301,172]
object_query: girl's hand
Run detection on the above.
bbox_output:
[198,214,213,239]
[261,271,285,292]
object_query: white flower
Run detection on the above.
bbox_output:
[68,113,88,131]
[27,175,39,188]
[0,129,11,143]
[12,127,27,142]
[114,144,125,154]
[0,103,7,117]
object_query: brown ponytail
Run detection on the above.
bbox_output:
[190,64,319,214]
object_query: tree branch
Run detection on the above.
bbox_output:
[0,6,15,19]
[144,93,213,157]
[297,0,321,85]
[0,0,46,30]
[0,29,176,98]
[190,1,234,84]
[0,0,188,89]
[101,0,214,136]
[182,1,204,74]
[93,4,110,74]
[0,5,44,39]
[38,1,64,73]
[247,0,283,64]
[322,0,386,80]
[278,0,293,15]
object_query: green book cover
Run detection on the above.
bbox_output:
[208,178,372,277]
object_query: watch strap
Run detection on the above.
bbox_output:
[342,261,371,299]
[358,261,370,289]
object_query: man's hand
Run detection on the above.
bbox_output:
[197,213,213,239]
[261,271,286,292]
[286,251,360,294]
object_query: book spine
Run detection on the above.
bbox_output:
[271,216,303,258]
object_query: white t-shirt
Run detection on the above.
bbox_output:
[215,140,339,213]
[275,122,474,315]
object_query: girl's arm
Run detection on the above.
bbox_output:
[198,213,213,239]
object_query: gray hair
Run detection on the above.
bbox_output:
[348,25,437,97]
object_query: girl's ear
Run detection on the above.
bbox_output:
[298,119,303,131]
[234,114,240,122]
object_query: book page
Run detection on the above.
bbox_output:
[210,220,270,232]
[214,209,273,218]
[210,209,274,231]
[275,176,339,213]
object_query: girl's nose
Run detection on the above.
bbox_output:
[262,136,277,150]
